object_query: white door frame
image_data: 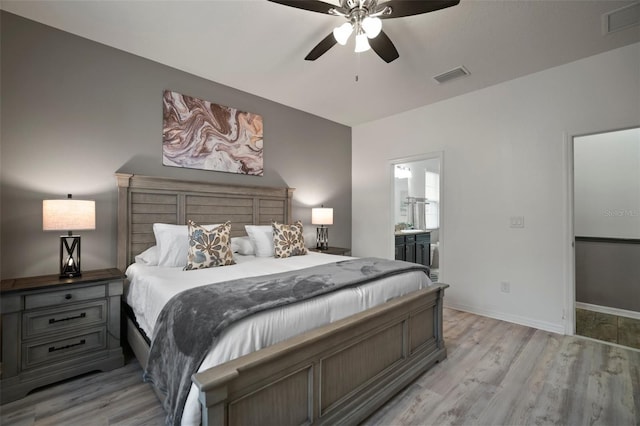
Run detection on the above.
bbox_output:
[389,151,445,281]
[563,132,576,335]
[564,125,640,335]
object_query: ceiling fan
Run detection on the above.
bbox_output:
[267,0,460,63]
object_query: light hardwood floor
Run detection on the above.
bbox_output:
[2,308,638,425]
[365,309,640,426]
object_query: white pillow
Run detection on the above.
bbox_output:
[231,236,255,255]
[134,245,159,265]
[153,223,221,267]
[245,225,274,257]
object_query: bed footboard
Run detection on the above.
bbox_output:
[192,283,448,426]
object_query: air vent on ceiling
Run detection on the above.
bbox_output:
[433,66,470,84]
[603,2,639,35]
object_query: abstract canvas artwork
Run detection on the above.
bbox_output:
[162,90,263,175]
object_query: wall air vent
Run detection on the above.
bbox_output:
[433,66,470,84]
[603,2,639,35]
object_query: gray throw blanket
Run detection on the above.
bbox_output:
[144,257,430,425]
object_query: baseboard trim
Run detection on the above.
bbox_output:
[444,302,565,335]
[575,334,640,353]
[575,302,640,320]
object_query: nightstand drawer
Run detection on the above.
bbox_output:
[22,327,107,369]
[23,300,107,339]
[24,285,106,310]
[1,269,124,404]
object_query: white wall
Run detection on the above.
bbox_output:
[352,43,640,333]
[574,128,640,239]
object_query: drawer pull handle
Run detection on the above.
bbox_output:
[64,294,73,300]
[49,312,86,324]
[48,339,86,353]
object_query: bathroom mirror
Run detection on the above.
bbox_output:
[394,158,440,232]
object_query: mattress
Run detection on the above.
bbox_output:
[125,252,433,425]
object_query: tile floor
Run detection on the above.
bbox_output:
[576,308,640,350]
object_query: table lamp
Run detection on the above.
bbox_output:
[311,206,333,250]
[43,194,96,278]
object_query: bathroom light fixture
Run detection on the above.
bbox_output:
[395,165,412,179]
[312,206,333,250]
[43,194,96,278]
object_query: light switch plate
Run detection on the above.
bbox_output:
[510,216,525,228]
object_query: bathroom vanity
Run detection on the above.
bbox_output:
[395,231,431,267]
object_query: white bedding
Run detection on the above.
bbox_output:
[125,252,432,426]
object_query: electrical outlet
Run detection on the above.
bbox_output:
[500,281,511,293]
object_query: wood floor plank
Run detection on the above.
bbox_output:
[479,331,562,425]
[0,360,166,426]
[2,308,638,426]
[363,308,639,426]
[585,344,638,426]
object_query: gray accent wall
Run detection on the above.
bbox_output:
[575,239,640,312]
[0,12,352,279]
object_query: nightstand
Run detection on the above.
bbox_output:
[309,246,352,256]
[0,268,125,403]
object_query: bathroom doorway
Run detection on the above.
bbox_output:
[391,152,443,282]
[572,127,640,349]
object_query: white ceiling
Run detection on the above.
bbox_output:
[2,0,639,126]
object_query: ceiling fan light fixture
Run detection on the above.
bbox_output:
[333,22,353,45]
[354,32,371,53]
[267,0,461,63]
[362,16,382,38]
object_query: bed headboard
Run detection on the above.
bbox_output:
[115,173,294,272]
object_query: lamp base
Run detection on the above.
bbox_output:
[316,227,329,251]
[60,235,82,278]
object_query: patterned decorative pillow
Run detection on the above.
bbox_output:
[272,221,308,258]
[184,220,235,270]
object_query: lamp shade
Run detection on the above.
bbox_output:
[312,207,333,226]
[362,16,382,39]
[333,22,353,45]
[43,197,96,231]
[354,32,371,53]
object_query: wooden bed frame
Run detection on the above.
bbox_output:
[116,173,448,425]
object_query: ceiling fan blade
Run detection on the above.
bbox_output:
[305,33,338,61]
[369,30,399,63]
[267,0,343,15]
[377,0,460,19]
